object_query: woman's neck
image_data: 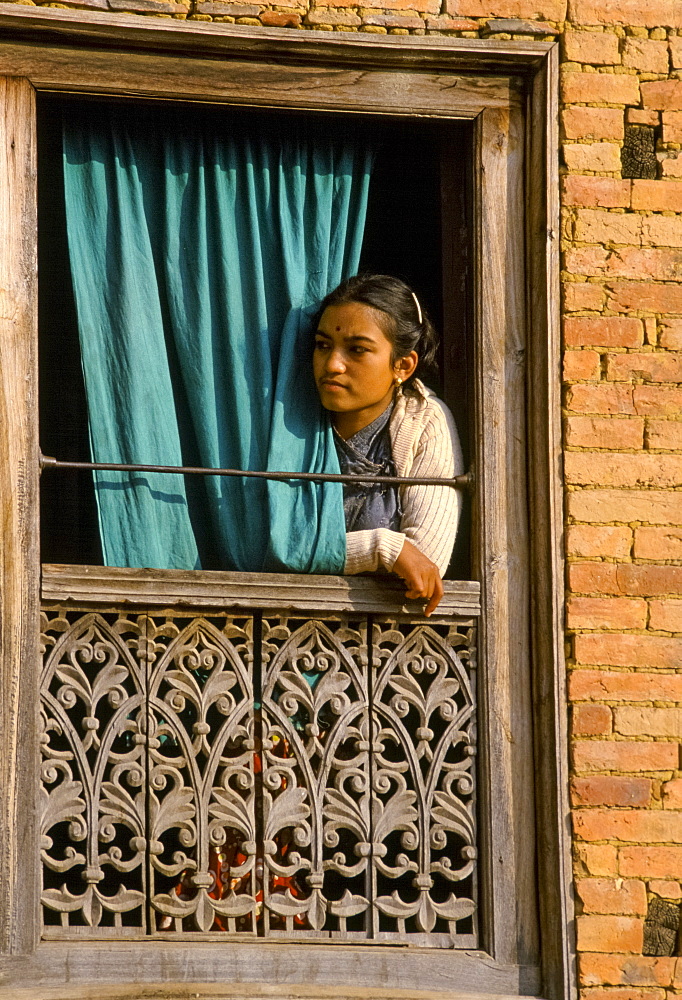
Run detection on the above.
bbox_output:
[332,395,395,441]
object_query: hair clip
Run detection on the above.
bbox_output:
[411,291,423,326]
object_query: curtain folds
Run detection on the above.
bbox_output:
[62,107,373,573]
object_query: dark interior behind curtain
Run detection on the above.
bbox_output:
[62,106,373,573]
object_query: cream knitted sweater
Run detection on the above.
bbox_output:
[344,379,464,576]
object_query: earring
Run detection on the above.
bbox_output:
[395,376,403,386]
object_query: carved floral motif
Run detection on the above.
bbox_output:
[40,607,476,946]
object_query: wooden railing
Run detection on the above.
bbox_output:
[39,566,480,947]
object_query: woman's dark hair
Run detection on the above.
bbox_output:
[314,274,438,393]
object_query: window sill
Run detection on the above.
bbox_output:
[0,941,541,999]
[40,563,481,619]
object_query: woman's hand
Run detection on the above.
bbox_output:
[391,539,443,617]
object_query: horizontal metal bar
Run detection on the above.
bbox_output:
[40,454,474,490]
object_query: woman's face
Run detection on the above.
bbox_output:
[314,302,415,434]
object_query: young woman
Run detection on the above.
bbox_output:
[313,274,463,616]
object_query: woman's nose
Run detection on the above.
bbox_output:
[326,349,346,373]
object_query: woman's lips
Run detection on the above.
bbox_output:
[320,380,347,391]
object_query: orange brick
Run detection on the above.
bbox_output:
[569,0,682,28]
[641,79,682,112]
[562,72,640,107]
[662,778,682,808]
[634,386,682,416]
[565,452,682,488]
[662,111,682,144]
[332,0,438,8]
[567,596,647,629]
[620,847,682,879]
[569,669,682,703]
[574,808,682,843]
[634,527,682,560]
[649,880,682,899]
[259,10,300,23]
[659,320,682,350]
[566,317,643,348]
[572,777,652,808]
[447,0,566,15]
[615,706,682,737]
[576,877,648,914]
[566,415,644,449]
[564,107,625,141]
[607,352,682,383]
[632,180,682,213]
[568,484,682,523]
[566,247,682,282]
[564,282,606,311]
[564,350,601,381]
[563,30,621,65]
[577,843,620,876]
[639,215,682,249]
[305,10,362,24]
[622,38,670,74]
[671,36,682,71]
[576,633,682,668]
[644,317,658,347]
[627,109,661,127]
[573,210,642,247]
[649,599,682,632]
[566,384,636,415]
[582,991,666,1000]
[617,564,682,596]
[563,176,631,209]
[660,155,682,178]
[646,419,682,450]
[566,525,633,558]
[564,141,622,172]
[572,740,679,773]
[573,702,614,735]
[569,562,621,595]
[579,953,677,987]
[576,915,643,953]
[607,281,682,313]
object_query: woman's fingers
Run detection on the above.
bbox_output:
[392,540,444,616]
[406,571,442,616]
[424,575,443,617]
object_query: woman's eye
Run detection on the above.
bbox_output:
[350,346,368,354]
[314,339,329,350]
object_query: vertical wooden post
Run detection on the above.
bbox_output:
[526,45,576,1000]
[0,75,40,956]
[474,102,539,970]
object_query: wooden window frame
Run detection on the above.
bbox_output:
[0,9,571,1000]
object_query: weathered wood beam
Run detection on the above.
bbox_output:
[0,4,551,72]
[41,564,481,618]
[0,74,40,956]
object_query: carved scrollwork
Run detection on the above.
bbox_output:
[146,615,258,933]
[370,620,478,944]
[39,605,478,947]
[40,611,147,933]
[260,617,372,937]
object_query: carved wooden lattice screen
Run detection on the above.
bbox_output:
[39,568,479,948]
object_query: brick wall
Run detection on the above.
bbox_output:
[558,7,682,990]
[12,0,682,988]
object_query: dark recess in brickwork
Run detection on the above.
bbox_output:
[621,124,658,180]
[642,896,681,957]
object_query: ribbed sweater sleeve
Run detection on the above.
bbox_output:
[344,390,463,576]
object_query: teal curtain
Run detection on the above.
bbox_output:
[62,107,372,573]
